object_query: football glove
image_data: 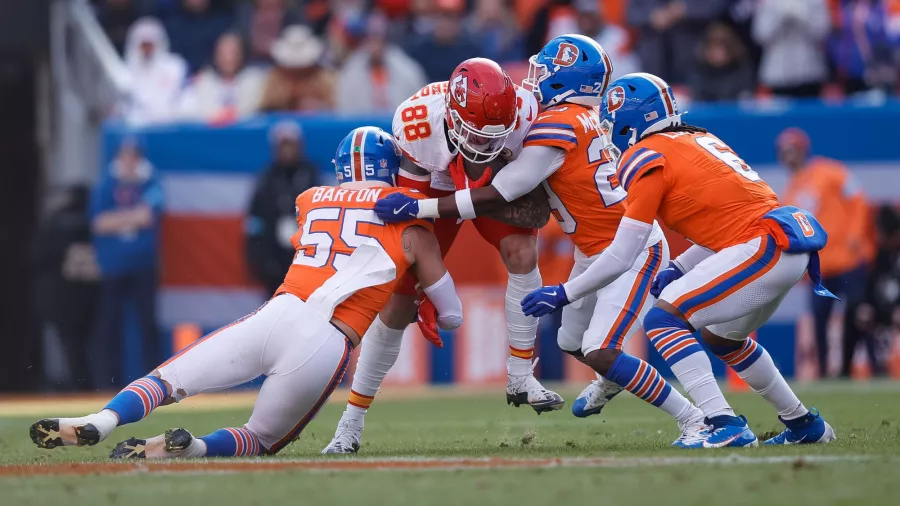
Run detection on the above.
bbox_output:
[415,294,443,348]
[650,262,684,298]
[374,192,419,223]
[521,283,570,317]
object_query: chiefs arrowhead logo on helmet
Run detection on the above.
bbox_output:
[551,43,579,67]
[451,73,468,108]
[606,85,626,113]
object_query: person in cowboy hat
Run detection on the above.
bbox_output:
[259,25,336,112]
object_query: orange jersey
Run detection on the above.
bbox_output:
[619,130,779,252]
[277,186,433,337]
[523,104,627,256]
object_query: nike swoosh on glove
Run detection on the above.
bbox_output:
[448,154,494,190]
[521,283,570,318]
[650,262,684,298]
[375,192,419,223]
[415,294,443,348]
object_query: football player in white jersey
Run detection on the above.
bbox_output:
[323,58,562,454]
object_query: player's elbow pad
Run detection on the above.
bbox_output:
[423,271,463,330]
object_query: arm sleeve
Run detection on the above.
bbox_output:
[563,217,653,301]
[422,271,463,330]
[491,145,566,202]
[672,245,714,273]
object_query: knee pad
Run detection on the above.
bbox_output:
[557,326,583,355]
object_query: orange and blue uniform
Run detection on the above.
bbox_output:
[619,130,784,322]
[527,104,667,356]
[278,185,433,338]
[523,104,628,256]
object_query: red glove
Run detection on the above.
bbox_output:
[415,294,443,348]
[448,154,494,191]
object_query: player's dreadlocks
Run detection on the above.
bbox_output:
[654,124,708,135]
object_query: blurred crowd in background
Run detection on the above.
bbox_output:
[28,0,900,391]
[94,0,900,125]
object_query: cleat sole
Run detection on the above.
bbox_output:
[506,392,564,414]
[322,442,360,455]
[110,438,147,459]
[30,419,63,450]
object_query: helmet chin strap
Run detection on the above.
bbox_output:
[548,89,576,106]
[627,128,638,149]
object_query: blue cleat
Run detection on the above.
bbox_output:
[571,379,623,418]
[764,408,836,445]
[703,414,758,448]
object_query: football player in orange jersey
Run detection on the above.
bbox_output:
[523,72,837,448]
[29,127,463,459]
[376,36,709,448]
[324,59,562,455]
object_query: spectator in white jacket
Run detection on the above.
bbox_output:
[179,32,266,123]
[753,0,831,98]
[122,17,188,125]
[336,12,427,115]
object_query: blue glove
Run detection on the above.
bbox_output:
[374,192,420,223]
[521,283,570,318]
[650,262,684,298]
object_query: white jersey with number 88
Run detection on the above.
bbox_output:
[392,81,538,191]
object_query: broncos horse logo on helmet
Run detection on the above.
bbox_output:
[598,73,683,157]
[523,34,613,107]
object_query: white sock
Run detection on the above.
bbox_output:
[346,405,366,418]
[738,348,808,420]
[185,436,208,458]
[671,351,734,418]
[59,409,119,443]
[345,316,403,421]
[506,267,541,377]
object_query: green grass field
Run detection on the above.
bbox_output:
[1,383,899,506]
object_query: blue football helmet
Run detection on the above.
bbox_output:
[598,72,683,156]
[523,34,613,107]
[333,126,401,185]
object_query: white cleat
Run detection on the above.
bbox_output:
[506,360,565,414]
[672,409,709,449]
[322,416,364,454]
[571,378,623,418]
